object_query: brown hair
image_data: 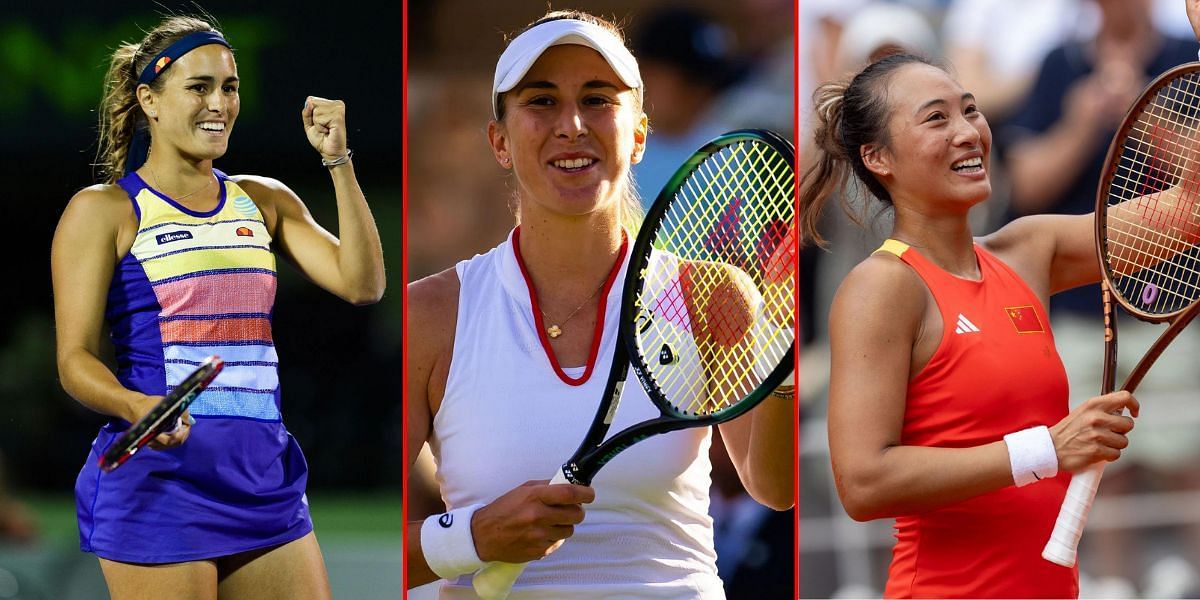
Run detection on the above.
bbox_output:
[95,16,223,184]
[496,9,646,235]
[799,54,941,247]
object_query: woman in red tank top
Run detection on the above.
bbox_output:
[797,51,1158,597]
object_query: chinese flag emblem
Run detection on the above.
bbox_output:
[1005,305,1044,333]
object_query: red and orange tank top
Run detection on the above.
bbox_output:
[876,239,1078,599]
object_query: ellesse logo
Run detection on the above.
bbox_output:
[156,231,193,245]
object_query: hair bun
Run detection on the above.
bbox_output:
[812,82,850,159]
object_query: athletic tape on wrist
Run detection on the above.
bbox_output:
[1004,425,1058,487]
[420,503,486,579]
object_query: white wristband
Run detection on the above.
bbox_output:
[420,504,486,579]
[1004,425,1059,487]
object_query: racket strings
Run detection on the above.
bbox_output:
[636,140,795,415]
[1107,71,1200,316]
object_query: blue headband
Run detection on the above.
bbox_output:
[137,31,230,85]
[125,31,231,175]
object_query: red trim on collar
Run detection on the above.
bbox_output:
[511,227,628,386]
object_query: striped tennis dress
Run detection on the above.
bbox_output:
[75,170,311,563]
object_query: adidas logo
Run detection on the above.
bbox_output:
[954,313,981,334]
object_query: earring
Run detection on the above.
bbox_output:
[501,157,511,166]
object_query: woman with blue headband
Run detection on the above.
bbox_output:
[51,16,384,598]
[406,9,794,598]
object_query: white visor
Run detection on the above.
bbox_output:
[492,19,642,119]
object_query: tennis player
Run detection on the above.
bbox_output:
[407,10,794,598]
[51,16,383,598]
[798,50,1159,597]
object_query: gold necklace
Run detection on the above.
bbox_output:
[542,282,606,339]
[148,163,214,202]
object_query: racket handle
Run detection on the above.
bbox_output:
[472,470,571,600]
[1042,462,1106,567]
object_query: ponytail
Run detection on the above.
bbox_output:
[798,53,941,248]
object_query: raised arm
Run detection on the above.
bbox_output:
[985,116,1200,299]
[694,262,794,510]
[237,97,383,305]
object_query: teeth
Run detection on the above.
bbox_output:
[553,158,594,169]
[952,157,982,169]
[198,122,225,132]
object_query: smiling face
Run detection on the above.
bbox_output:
[139,44,240,163]
[863,63,992,214]
[489,44,647,223]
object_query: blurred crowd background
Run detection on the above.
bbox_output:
[406,0,794,597]
[1,2,401,598]
[798,0,1200,597]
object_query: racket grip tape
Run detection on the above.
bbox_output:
[1042,462,1106,567]
[471,470,572,599]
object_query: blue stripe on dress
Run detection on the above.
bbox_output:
[188,389,281,420]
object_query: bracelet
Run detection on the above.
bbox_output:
[770,385,795,400]
[321,149,353,168]
[420,503,486,579]
[770,370,796,399]
[1004,425,1058,487]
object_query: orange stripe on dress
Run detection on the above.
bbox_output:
[160,317,273,344]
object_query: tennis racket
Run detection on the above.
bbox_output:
[98,355,223,473]
[471,129,797,599]
[1043,64,1200,567]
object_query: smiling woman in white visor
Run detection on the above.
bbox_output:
[407,9,794,599]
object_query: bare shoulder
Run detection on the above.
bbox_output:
[978,213,1092,297]
[976,212,1094,271]
[228,173,290,196]
[977,214,1055,262]
[833,253,925,318]
[408,268,461,362]
[62,183,133,218]
[56,184,137,249]
[835,250,926,340]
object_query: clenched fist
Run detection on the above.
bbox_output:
[302,96,349,161]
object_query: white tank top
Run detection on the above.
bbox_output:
[430,230,723,599]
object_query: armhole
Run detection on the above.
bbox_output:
[114,173,143,222]
[225,175,279,236]
[111,180,143,259]
[427,267,463,428]
[975,244,1054,330]
[912,279,951,381]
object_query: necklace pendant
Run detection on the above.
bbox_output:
[547,324,563,339]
